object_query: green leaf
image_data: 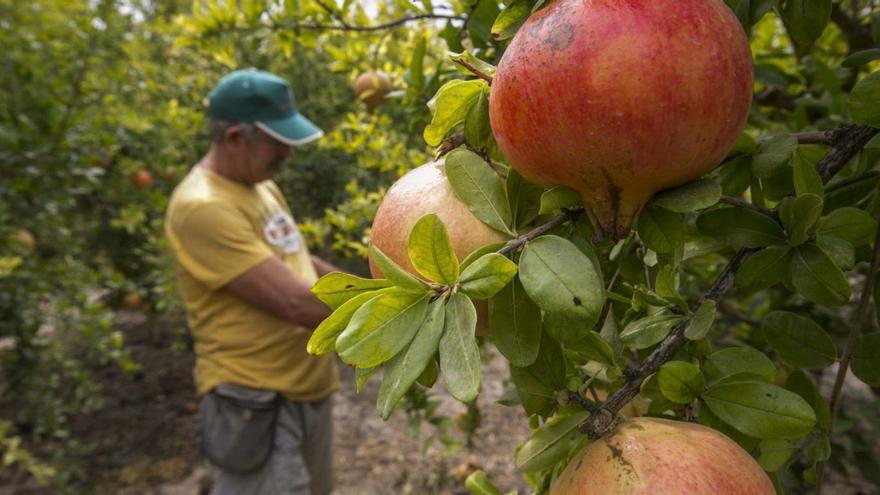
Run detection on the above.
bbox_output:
[658,361,705,404]
[703,381,816,439]
[467,0,501,47]
[490,277,542,367]
[519,236,605,343]
[637,205,685,254]
[752,135,797,178]
[424,79,485,146]
[445,148,514,235]
[793,150,824,198]
[538,186,582,215]
[439,293,481,402]
[654,265,686,310]
[619,313,686,350]
[759,438,803,472]
[417,358,438,388]
[515,411,589,472]
[336,291,429,368]
[704,347,777,384]
[650,179,722,213]
[790,243,852,306]
[848,71,880,128]
[408,34,426,93]
[308,289,392,355]
[816,207,877,246]
[464,87,492,151]
[762,311,836,369]
[816,235,855,270]
[377,299,447,419]
[370,244,429,292]
[735,245,792,292]
[698,401,760,453]
[311,273,392,309]
[356,367,377,392]
[842,49,880,69]
[685,300,717,340]
[491,0,530,40]
[459,253,518,299]
[510,331,565,416]
[823,171,880,213]
[780,194,823,246]
[461,242,506,271]
[507,169,544,230]
[780,0,831,46]
[565,331,616,368]
[448,51,497,77]
[697,207,786,248]
[408,213,460,285]
[785,370,831,430]
[852,332,880,386]
[464,471,503,495]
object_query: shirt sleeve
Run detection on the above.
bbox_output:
[169,202,273,290]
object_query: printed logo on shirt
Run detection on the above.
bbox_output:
[263,212,303,254]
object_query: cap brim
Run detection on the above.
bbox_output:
[255,113,324,146]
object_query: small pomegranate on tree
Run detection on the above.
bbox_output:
[354,70,393,110]
[489,0,753,240]
[369,160,512,335]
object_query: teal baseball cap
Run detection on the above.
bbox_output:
[208,69,323,146]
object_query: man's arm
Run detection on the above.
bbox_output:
[311,255,342,277]
[225,256,331,329]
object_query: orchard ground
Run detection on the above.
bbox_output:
[0,307,876,495]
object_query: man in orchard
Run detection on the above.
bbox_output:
[165,68,340,495]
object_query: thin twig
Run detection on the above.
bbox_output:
[312,0,351,28]
[498,208,584,255]
[719,196,779,221]
[816,215,880,494]
[452,58,493,85]
[262,14,466,32]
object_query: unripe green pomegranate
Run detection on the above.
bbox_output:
[490,0,753,240]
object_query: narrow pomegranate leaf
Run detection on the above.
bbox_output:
[735,245,792,291]
[377,300,446,419]
[459,252,517,300]
[439,293,481,402]
[423,79,484,146]
[658,361,705,404]
[336,290,429,368]
[445,148,515,235]
[490,277,541,367]
[307,288,393,356]
[848,71,880,128]
[515,410,589,473]
[790,243,851,306]
[407,213,460,285]
[762,311,836,370]
[518,235,604,342]
[702,381,817,439]
[852,332,880,386]
[311,272,392,309]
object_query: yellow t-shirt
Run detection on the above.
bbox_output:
[165,166,339,402]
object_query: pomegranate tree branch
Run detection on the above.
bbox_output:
[815,210,880,494]
[312,0,351,28]
[452,58,493,85]
[579,248,757,439]
[259,14,466,33]
[499,208,584,255]
[817,125,879,182]
[577,122,880,440]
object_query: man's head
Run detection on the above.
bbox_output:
[206,69,323,184]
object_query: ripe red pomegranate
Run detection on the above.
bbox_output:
[489,0,753,240]
[369,160,511,335]
[551,417,774,495]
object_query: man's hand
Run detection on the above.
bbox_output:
[225,256,331,329]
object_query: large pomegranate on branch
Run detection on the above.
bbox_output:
[490,0,753,240]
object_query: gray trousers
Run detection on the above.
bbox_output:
[201,384,335,495]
